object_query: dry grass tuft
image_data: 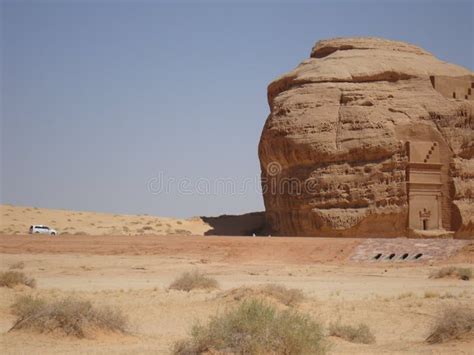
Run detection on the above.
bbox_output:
[440,292,457,299]
[261,284,305,306]
[173,229,192,235]
[430,267,472,281]
[225,284,304,307]
[424,291,440,299]
[329,321,376,344]
[169,270,218,292]
[9,261,25,270]
[173,298,327,355]
[0,271,36,288]
[426,305,474,344]
[9,295,128,338]
[397,292,414,300]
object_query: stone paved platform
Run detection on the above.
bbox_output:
[351,238,471,262]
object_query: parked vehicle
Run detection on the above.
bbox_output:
[29,225,58,236]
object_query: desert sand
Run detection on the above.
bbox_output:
[0,204,210,236]
[0,205,266,237]
[1,228,473,354]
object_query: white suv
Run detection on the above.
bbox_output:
[29,225,58,236]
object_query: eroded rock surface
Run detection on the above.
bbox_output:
[258,37,473,238]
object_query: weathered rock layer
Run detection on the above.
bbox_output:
[258,37,473,238]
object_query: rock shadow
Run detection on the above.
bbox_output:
[201,212,267,236]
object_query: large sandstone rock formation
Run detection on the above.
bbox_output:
[258,37,473,238]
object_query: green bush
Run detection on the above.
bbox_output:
[169,270,218,292]
[329,322,376,344]
[173,299,328,354]
[0,271,36,288]
[9,295,128,338]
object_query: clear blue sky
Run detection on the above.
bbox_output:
[1,1,473,218]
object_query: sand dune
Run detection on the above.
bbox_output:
[0,205,265,237]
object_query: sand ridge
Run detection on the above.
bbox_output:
[0,205,266,237]
[0,204,211,236]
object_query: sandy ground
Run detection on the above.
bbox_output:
[0,233,473,354]
[0,205,211,236]
[0,234,360,264]
[0,205,265,237]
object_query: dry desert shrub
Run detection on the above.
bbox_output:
[397,292,415,300]
[430,267,472,281]
[9,261,25,270]
[328,321,376,344]
[426,305,474,344]
[424,291,440,299]
[440,292,457,299]
[261,284,305,306]
[172,229,192,236]
[0,271,36,288]
[9,295,128,338]
[226,284,304,307]
[173,299,327,355]
[169,270,218,292]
